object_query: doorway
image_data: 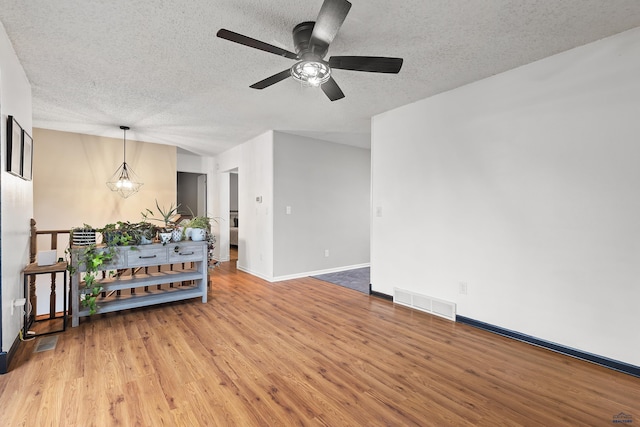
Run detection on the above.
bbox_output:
[177,172,207,217]
[229,170,239,256]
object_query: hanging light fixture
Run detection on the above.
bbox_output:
[106,125,143,198]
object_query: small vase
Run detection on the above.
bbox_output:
[159,232,172,245]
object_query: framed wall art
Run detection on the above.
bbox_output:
[6,115,22,177]
[22,129,33,180]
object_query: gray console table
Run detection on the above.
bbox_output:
[70,241,208,327]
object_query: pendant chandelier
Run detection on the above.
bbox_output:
[106,125,143,198]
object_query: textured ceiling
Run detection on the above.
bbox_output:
[2,1,640,156]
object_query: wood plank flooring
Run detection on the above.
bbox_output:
[1,258,639,426]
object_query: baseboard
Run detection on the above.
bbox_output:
[236,265,273,282]
[0,333,22,374]
[236,263,372,284]
[456,315,640,378]
[370,289,393,300]
[272,263,371,283]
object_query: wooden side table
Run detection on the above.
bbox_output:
[22,261,68,336]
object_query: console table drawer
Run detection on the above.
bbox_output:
[127,247,168,267]
[169,243,206,263]
[72,247,126,271]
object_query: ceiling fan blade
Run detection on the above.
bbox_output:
[321,77,345,101]
[217,29,298,60]
[309,0,352,57]
[250,69,292,89]
[329,56,403,73]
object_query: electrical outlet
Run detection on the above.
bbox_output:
[11,298,26,315]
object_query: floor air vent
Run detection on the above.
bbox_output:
[393,288,456,321]
[34,335,58,353]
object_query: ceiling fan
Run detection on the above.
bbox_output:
[216,0,403,101]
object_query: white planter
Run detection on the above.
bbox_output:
[190,228,206,242]
[72,230,96,246]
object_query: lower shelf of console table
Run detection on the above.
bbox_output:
[70,241,208,327]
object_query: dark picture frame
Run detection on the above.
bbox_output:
[22,129,33,180]
[6,115,22,177]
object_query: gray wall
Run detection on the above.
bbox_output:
[177,172,199,216]
[273,132,370,278]
[230,172,238,212]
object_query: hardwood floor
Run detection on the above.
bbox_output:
[1,259,639,426]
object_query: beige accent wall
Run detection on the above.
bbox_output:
[33,128,177,231]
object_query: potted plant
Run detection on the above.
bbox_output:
[99,221,136,246]
[135,221,157,244]
[99,223,119,246]
[187,215,219,264]
[71,224,97,246]
[141,200,180,244]
[187,215,212,241]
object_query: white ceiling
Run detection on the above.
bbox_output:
[2,1,640,156]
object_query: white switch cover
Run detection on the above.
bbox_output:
[459,282,468,295]
[376,206,383,217]
[286,206,292,215]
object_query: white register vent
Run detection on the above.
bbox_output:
[393,288,456,321]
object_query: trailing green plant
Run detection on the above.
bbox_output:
[71,223,95,233]
[134,221,157,243]
[67,244,118,315]
[99,221,136,246]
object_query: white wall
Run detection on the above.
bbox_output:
[0,21,33,355]
[273,132,370,278]
[211,144,242,263]
[371,27,640,366]
[211,133,274,277]
[177,150,208,174]
[236,132,274,280]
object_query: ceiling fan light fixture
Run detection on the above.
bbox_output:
[291,60,331,87]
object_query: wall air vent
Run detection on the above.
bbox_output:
[393,288,456,321]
